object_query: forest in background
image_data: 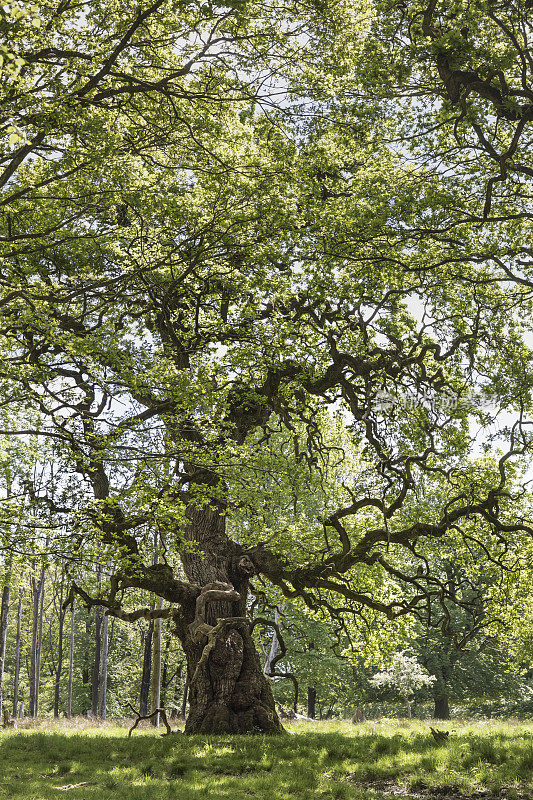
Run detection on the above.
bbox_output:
[0,553,532,723]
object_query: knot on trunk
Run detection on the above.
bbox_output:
[235,554,256,577]
[188,581,241,643]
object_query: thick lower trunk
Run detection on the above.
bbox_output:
[177,503,284,734]
[182,618,283,734]
[434,693,450,720]
[433,675,450,720]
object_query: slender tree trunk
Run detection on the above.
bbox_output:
[91,609,102,716]
[53,579,65,718]
[0,582,10,716]
[12,585,23,718]
[181,675,189,719]
[91,567,103,717]
[169,661,183,719]
[160,629,172,708]
[0,507,13,716]
[98,612,109,719]
[82,611,90,689]
[29,559,46,719]
[178,504,283,734]
[139,615,154,716]
[34,567,46,717]
[149,534,162,726]
[150,598,163,726]
[67,599,75,718]
[405,699,412,720]
[307,686,317,719]
[263,622,279,675]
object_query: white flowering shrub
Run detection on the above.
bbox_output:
[370,651,436,719]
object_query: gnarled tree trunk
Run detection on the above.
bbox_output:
[180,616,283,734]
[176,504,283,735]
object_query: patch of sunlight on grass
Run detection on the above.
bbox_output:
[0,718,532,798]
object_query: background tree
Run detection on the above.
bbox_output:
[370,652,436,720]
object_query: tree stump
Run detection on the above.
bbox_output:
[351,707,366,724]
[2,709,16,729]
[429,726,449,744]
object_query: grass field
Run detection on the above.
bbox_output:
[0,718,532,800]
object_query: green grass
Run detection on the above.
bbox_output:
[0,718,532,799]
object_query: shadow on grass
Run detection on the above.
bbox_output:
[0,724,532,799]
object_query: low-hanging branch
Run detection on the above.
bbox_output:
[125,702,176,737]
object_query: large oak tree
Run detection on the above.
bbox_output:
[1,0,532,733]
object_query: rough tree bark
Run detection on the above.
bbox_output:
[175,504,283,735]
